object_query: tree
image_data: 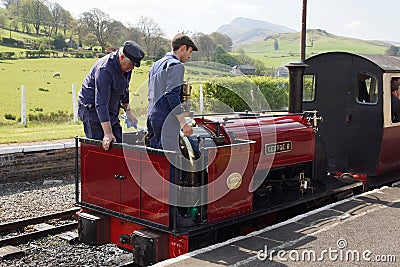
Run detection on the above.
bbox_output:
[210,32,233,51]
[136,16,164,58]
[253,59,267,75]
[53,32,66,50]
[2,0,15,9]
[0,14,6,29]
[211,45,239,66]
[235,50,255,66]
[7,0,22,32]
[192,33,216,61]
[108,20,133,47]
[385,45,399,56]
[78,8,114,53]
[48,2,63,36]
[30,0,51,35]
[274,39,279,50]
[60,9,73,37]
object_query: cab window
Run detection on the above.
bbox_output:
[391,77,400,123]
[356,72,377,104]
[303,74,316,101]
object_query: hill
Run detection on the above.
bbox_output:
[216,17,296,46]
[235,29,392,68]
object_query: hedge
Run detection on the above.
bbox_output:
[192,76,290,113]
[0,51,15,59]
[191,75,316,113]
[25,50,59,58]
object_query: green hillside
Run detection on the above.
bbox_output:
[237,29,391,68]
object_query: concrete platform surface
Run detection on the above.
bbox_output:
[155,185,400,267]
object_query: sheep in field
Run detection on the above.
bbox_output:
[52,72,61,78]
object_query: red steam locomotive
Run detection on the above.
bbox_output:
[75,52,400,265]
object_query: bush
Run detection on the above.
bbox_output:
[0,51,15,59]
[27,110,72,122]
[194,76,289,112]
[96,53,106,58]
[4,113,16,120]
[72,51,94,58]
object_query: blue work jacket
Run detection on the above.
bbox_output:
[79,51,131,125]
[147,52,184,125]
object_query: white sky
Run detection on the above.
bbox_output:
[13,0,400,42]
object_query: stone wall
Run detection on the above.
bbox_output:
[0,142,77,184]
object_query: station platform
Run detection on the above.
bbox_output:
[154,184,400,267]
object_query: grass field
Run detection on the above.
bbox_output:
[0,57,151,121]
[0,57,151,144]
[0,122,85,144]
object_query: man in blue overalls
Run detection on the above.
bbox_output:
[147,34,199,227]
[78,41,144,150]
[147,33,198,151]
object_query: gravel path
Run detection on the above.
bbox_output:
[0,177,135,267]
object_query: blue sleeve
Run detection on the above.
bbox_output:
[121,72,131,105]
[94,68,112,123]
[165,63,184,115]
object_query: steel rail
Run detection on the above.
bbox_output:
[0,207,80,232]
[0,222,77,247]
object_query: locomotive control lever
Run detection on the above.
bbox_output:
[201,117,229,145]
[303,110,322,132]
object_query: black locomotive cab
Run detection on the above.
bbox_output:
[303,52,400,183]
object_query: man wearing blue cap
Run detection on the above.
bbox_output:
[78,41,145,150]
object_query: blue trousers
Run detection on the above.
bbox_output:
[78,105,122,142]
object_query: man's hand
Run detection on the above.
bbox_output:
[181,123,193,136]
[102,133,116,150]
[100,121,115,150]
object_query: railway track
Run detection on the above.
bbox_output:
[0,207,80,247]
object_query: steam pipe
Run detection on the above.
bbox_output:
[286,62,308,113]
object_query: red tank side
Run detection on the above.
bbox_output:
[195,114,315,171]
[80,142,170,227]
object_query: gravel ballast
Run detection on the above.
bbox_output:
[0,177,135,267]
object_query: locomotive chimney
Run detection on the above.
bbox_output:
[286,62,308,113]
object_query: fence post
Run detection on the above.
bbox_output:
[72,84,78,122]
[21,85,26,126]
[200,84,204,114]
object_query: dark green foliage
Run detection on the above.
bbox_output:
[4,113,16,120]
[71,52,95,58]
[0,51,15,59]
[53,34,67,50]
[25,50,59,58]
[195,76,289,113]
[274,39,279,50]
[211,45,239,66]
[27,110,71,122]
[252,76,288,110]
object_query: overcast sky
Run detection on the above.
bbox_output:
[19,0,400,43]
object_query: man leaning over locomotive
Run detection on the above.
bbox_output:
[78,41,145,150]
